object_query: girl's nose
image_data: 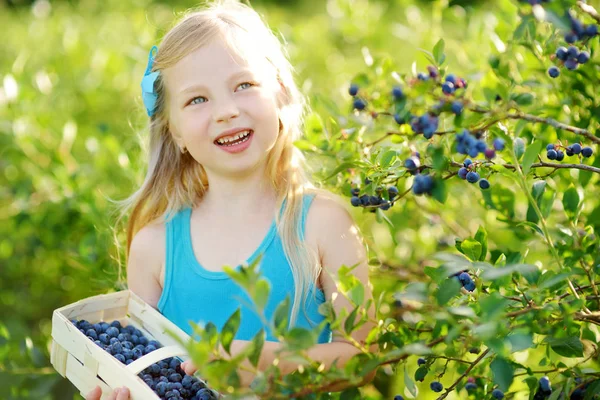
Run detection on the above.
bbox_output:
[213,97,240,123]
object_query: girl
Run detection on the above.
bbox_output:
[87,1,376,398]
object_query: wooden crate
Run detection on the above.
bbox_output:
[50,289,216,399]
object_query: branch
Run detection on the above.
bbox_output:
[577,1,600,24]
[506,112,600,144]
[436,349,491,400]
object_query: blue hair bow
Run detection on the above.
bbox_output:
[141,46,160,117]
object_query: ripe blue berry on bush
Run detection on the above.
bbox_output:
[430,381,443,392]
[492,388,504,399]
[70,319,218,400]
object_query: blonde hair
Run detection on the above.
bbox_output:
[110,0,347,329]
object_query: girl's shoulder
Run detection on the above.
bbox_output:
[304,191,355,255]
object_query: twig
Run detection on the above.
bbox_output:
[577,1,600,24]
[436,349,491,400]
[505,112,600,144]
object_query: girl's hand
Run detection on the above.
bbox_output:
[180,359,198,375]
[85,385,130,400]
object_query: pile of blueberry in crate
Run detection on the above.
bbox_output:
[71,319,219,400]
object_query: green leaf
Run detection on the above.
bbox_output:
[284,327,316,351]
[436,278,461,306]
[474,226,488,262]
[522,140,542,175]
[514,137,525,161]
[563,186,580,218]
[414,366,428,382]
[220,308,241,355]
[491,357,514,392]
[344,305,360,334]
[546,337,584,358]
[404,365,418,397]
[253,279,270,311]
[479,292,509,319]
[380,149,397,168]
[340,388,361,400]
[507,333,533,352]
[481,263,537,280]
[433,38,445,65]
[273,296,291,334]
[513,93,535,106]
[323,161,360,181]
[460,238,482,262]
[248,329,265,368]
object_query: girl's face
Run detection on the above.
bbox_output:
[164,39,282,177]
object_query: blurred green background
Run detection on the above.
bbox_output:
[3,0,592,398]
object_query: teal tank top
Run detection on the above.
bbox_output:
[157,194,332,344]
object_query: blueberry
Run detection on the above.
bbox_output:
[466,171,480,183]
[388,185,399,198]
[451,101,463,115]
[445,74,457,84]
[567,46,579,59]
[566,146,574,156]
[585,24,598,37]
[464,281,476,291]
[106,327,119,338]
[169,373,182,383]
[463,159,473,168]
[417,358,426,366]
[458,167,469,180]
[554,150,564,161]
[125,358,134,365]
[394,114,405,125]
[465,382,477,391]
[492,389,504,399]
[479,179,490,189]
[430,381,443,392]
[572,143,582,154]
[379,200,391,210]
[132,348,143,360]
[98,333,110,345]
[547,149,557,160]
[427,65,438,78]
[392,86,404,100]
[417,72,429,81]
[182,374,194,389]
[539,376,552,392]
[484,149,496,159]
[565,32,578,43]
[109,320,122,330]
[458,272,471,284]
[405,158,419,171]
[350,196,361,207]
[353,98,366,110]
[112,342,123,354]
[577,51,590,64]
[565,59,579,70]
[493,138,505,151]
[394,396,404,400]
[349,83,359,96]
[555,47,568,61]
[85,329,98,340]
[196,388,215,400]
[442,81,455,95]
[581,147,593,157]
[359,195,370,206]
[93,323,103,333]
[548,66,560,78]
[546,143,555,151]
[144,344,157,354]
[369,196,381,206]
[114,354,126,364]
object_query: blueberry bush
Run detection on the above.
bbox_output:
[171,1,600,399]
[1,0,600,399]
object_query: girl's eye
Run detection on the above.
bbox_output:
[188,82,256,106]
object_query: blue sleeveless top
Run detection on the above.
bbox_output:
[157,194,332,344]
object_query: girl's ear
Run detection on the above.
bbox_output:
[275,78,289,108]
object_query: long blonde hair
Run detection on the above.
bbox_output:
[110,0,347,329]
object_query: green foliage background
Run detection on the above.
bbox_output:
[1,0,599,399]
